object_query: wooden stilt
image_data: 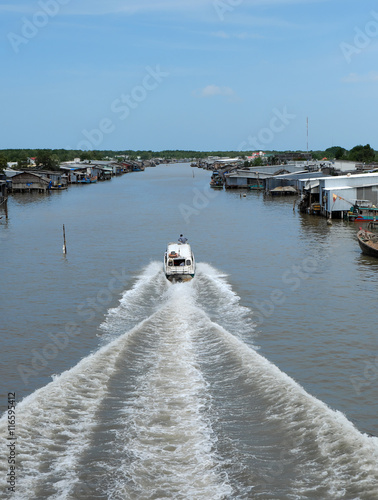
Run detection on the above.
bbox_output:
[63,224,67,254]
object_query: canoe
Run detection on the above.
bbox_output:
[357,229,378,258]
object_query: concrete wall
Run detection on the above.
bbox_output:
[332,160,358,172]
[357,186,378,206]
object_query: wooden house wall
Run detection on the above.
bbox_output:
[11,173,49,192]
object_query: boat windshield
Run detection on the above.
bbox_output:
[173,259,186,267]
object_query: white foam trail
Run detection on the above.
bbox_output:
[194,263,255,343]
[0,324,144,499]
[105,283,232,499]
[0,262,168,499]
[100,260,167,340]
[2,262,376,498]
[193,310,378,497]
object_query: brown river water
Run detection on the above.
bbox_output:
[0,163,377,498]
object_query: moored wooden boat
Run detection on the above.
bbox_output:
[210,172,224,189]
[357,229,378,258]
[347,203,378,222]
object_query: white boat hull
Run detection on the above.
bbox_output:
[164,242,195,282]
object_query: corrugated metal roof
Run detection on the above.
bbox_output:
[226,170,273,179]
[274,170,324,179]
[323,186,361,191]
[322,172,378,181]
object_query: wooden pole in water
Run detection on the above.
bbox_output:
[63,224,67,254]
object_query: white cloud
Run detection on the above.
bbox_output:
[212,31,230,39]
[236,32,263,39]
[194,85,236,98]
[23,0,332,16]
[56,0,209,16]
[246,0,329,4]
[342,72,378,83]
[211,31,263,39]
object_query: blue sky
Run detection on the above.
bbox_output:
[1,0,378,151]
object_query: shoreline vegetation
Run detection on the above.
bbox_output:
[0,144,377,172]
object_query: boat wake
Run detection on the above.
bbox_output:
[1,262,377,499]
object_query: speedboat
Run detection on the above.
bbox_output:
[164,242,196,282]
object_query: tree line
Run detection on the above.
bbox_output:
[311,144,377,163]
[0,145,377,173]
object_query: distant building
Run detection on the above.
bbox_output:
[29,170,67,188]
[10,172,51,193]
[299,172,378,218]
[224,165,305,190]
[319,172,378,218]
[246,151,266,161]
[332,160,358,172]
[271,152,312,162]
[6,162,18,169]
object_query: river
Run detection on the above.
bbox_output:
[0,163,377,498]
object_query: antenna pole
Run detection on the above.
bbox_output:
[307,117,309,165]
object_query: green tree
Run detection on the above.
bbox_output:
[138,150,152,160]
[91,150,104,160]
[334,147,345,160]
[50,154,60,169]
[17,155,29,169]
[252,156,264,166]
[0,155,7,173]
[80,151,93,162]
[311,151,325,160]
[325,146,343,158]
[348,144,375,163]
[35,150,60,170]
[35,150,50,169]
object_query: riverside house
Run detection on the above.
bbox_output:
[319,172,378,218]
[298,172,378,218]
[10,172,51,193]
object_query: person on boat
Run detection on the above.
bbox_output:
[178,234,188,243]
